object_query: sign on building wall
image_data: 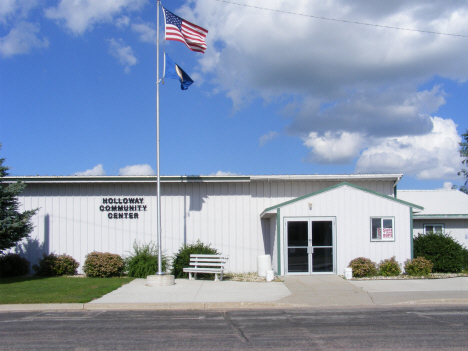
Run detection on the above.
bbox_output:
[99,197,148,219]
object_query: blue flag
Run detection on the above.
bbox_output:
[164,54,194,90]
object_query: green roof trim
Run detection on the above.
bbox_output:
[413,214,468,218]
[261,182,424,215]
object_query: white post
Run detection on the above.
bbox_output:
[146,0,174,286]
[156,0,163,275]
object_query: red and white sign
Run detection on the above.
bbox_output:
[377,228,393,239]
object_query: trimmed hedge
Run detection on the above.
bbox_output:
[83,252,124,277]
[171,240,220,279]
[0,253,30,277]
[348,257,377,278]
[33,253,79,276]
[414,232,468,273]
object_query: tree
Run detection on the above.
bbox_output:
[0,145,38,253]
[457,131,468,194]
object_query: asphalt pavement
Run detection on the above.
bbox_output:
[1,275,467,311]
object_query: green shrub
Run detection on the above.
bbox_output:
[32,253,79,276]
[348,257,377,278]
[404,257,433,276]
[414,232,468,273]
[0,254,30,277]
[83,252,124,277]
[171,240,220,279]
[125,241,168,278]
[378,256,401,276]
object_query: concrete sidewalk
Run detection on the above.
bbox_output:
[1,276,467,311]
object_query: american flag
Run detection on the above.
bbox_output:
[162,7,208,53]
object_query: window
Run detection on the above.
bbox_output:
[371,217,394,241]
[424,224,444,234]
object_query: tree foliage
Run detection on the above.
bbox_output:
[0,145,38,253]
[457,131,468,194]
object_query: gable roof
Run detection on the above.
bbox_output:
[398,189,468,218]
[261,182,423,218]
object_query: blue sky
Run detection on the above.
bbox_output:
[2,0,468,190]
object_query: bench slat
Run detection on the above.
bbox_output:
[184,254,229,281]
[184,268,224,273]
[190,260,227,264]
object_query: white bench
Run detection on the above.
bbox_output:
[183,254,228,281]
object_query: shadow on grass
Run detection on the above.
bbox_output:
[0,276,50,285]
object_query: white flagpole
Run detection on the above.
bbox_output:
[156,0,163,275]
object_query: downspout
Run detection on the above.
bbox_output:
[410,207,414,259]
[277,208,281,275]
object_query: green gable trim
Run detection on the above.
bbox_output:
[262,182,423,214]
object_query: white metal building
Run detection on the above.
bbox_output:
[6,174,424,275]
[398,189,468,246]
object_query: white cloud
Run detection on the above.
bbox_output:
[187,1,468,164]
[45,0,147,34]
[131,22,156,44]
[116,15,130,28]
[0,0,38,24]
[209,171,238,176]
[119,164,155,176]
[74,164,106,176]
[0,0,17,24]
[303,131,365,164]
[355,117,462,179]
[108,38,137,73]
[441,182,454,190]
[0,21,48,58]
[259,131,279,147]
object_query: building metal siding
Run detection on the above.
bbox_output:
[278,185,412,275]
[412,218,468,246]
[13,178,398,274]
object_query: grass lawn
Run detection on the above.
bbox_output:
[0,276,135,304]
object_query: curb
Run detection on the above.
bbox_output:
[0,302,303,312]
[2,299,468,312]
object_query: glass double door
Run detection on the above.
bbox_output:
[286,218,334,274]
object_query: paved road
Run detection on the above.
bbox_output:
[1,305,467,350]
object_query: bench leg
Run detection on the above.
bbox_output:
[188,272,193,281]
[214,273,219,282]
[220,271,223,281]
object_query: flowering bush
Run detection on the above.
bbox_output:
[33,253,79,276]
[404,257,433,276]
[378,256,401,276]
[0,253,30,277]
[348,257,377,278]
[83,252,124,278]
